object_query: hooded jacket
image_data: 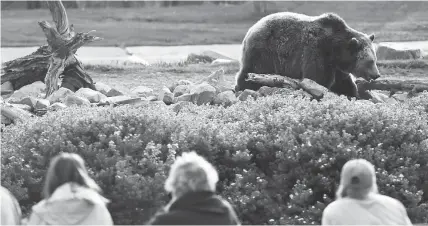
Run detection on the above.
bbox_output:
[1,186,22,225]
[26,182,113,225]
[322,193,412,225]
[147,191,240,225]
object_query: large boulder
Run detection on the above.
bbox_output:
[17,81,46,98]
[173,85,190,97]
[75,88,108,103]
[189,82,216,106]
[376,43,422,60]
[1,104,33,125]
[8,96,37,109]
[47,87,74,103]
[63,94,91,106]
[213,90,238,107]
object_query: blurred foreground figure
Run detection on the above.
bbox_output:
[27,153,113,225]
[0,186,22,225]
[147,151,240,225]
[322,159,412,225]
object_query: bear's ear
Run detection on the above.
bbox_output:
[369,34,375,42]
[348,37,359,51]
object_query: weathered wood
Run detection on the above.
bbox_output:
[245,73,428,99]
[246,73,301,89]
[356,79,428,93]
[1,0,101,97]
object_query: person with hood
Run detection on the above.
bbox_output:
[26,152,113,225]
[1,186,22,225]
[146,151,240,225]
[322,158,412,225]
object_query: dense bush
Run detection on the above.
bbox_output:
[2,91,428,225]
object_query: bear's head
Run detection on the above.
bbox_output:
[337,34,381,81]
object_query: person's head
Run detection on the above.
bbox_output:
[164,151,219,199]
[43,152,100,199]
[336,158,378,200]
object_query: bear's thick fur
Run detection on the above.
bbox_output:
[235,12,381,98]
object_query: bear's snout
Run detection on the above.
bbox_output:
[369,73,381,80]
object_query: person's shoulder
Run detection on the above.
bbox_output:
[372,193,405,208]
[147,209,184,225]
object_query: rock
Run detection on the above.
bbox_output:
[299,79,329,99]
[385,98,399,104]
[1,105,33,124]
[176,93,196,102]
[10,104,32,112]
[189,82,216,106]
[376,43,422,60]
[48,102,67,111]
[1,81,14,95]
[35,99,50,110]
[168,80,194,93]
[238,89,260,101]
[258,86,281,97]
[172,101,193,114]
[392,92,409,102]
[158,86,175,105]
[213,91,238,107]
[18,81,46,97]
[75,88,108,103]
[95,82,124,97]
[47,87,74,103]
[9,96,37,109]
[64,94,91,106]
[211,59,237,65]
[107,96,144,105]
[173,85,190,97]
[1,115,12,125]
[131,86,154,97]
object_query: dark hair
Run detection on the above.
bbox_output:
[43,152,101,199]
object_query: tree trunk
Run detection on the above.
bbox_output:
[1,0,101,97]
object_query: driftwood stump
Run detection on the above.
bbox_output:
[1,0,101,97]
[245,73,428,99]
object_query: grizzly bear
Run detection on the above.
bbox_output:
[235,12,381,98]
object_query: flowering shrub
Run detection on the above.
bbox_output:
[2,91,428,224]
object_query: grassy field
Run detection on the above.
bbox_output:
[2,1,428,47]
[84,59,428,96]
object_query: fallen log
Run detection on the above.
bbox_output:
[356,79,428,94]
[1,0,101,97]
[245,73,428,99]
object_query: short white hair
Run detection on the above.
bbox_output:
[164,152,219,195]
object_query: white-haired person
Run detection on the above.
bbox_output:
[26,152,113,225]
[322,158,412,225]
[147,151,241,225]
